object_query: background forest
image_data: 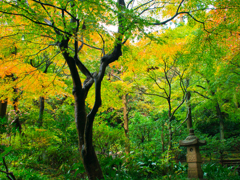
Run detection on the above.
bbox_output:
[0,0,239,180]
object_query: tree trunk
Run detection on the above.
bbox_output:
[82,145,103,180]
[75,92,104,180]
[122,94,130,154]
[167,98,172,151]
[37,59,51,127]
[216,102,224,140]
[58,0,124,176]
[167,97,173,162]
[0,99,8,119]
[38,96,44,127]
[168,124,172,150]
[12,87,22,134]
[186,91,193,130]
[161,122,165,152]
[62,41,104,180]
[185,79,192,130]
[207,79,225,140]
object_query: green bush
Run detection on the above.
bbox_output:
[202,162,239,180]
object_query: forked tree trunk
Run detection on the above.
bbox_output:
[58,1,124,178]
[81,138,103,180]
[65,55,104,180]
[81,118,103,179]
[122,94,130,154]
[61,39,105,180]
[0,99,8,119]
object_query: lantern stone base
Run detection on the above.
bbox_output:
[188,162,203,179]
[179,129,206,180]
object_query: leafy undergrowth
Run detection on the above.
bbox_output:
[0,109,239,180]
[1,148,239,180]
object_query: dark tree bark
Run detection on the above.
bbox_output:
[122,93,130,154]
[185,79,192,130]
[167,97,173,151]
[61,44,104,179]
[58,0,125,174]
[37,61,51,127]
[0,99,8,119]
[30,58,51,127]
[1,156,16,180]
[186,91,193,129]
[38,96,44,127]
[206,79,225,140]
[12,87,22,134]
[216,102,224,140]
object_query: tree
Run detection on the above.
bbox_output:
[0,29,66,132]
[181,1,240,140]
[0,100,7,119]
[0,0,232,179]
[185,78,193,129]
[124,25,195,153]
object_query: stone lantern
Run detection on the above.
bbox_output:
[179,129,206,179]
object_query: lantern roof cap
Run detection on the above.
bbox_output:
[179,129,206,147]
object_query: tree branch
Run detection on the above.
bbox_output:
[39,3,55,27]
[1,157,16,180]
[146,65,169,96]
[74,56,93,79]
[192,90,211,99]
[139,90,168,100]
[32,0,77,21]
[127,0,135,9]
[26,43,57,57]
[163,59,171,98]
[97,31,106,56]
[133,0,154,11]
[196,85,206,90]
[0,10,71,36]
[78,39,102,51]
[169,93,186,122]
[0,33,19,40]
[174,107,190,133]
[85,0,125,152]
[138,2,167,16]
[111,73,123,81]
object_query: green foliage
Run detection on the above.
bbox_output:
[0,146,12,159]
[100,156,126,179]
[0,99,86,179]
[201,136,240,160]
[0,0,239,179]
[1,96,240,180]
[0,117,8,134]
[202,163,239,180]
[93,119,125,155]
[129,111,162,157]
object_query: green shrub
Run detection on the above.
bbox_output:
[202,162,239,180]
